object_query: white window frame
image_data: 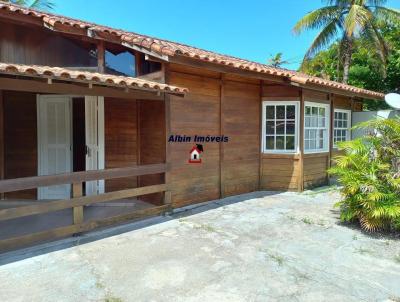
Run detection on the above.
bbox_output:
[261,100,300,154]
[304,101,330,154]
[333,108,352,148]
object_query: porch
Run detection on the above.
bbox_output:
[0,63,186,252]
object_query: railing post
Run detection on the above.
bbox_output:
[164,191,172,213]
[72,182,83,226]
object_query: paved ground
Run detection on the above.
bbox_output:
[0,189,400,302]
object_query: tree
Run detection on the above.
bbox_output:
[294,0,400,84]
[4,0,54,10]
[302,21,400,110]
[267,52,290,68]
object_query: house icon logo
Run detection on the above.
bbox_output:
[189,144,203,163]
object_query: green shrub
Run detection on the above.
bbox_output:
[329,117,400,232]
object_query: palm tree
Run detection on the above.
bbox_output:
[294,0,400,84]
[267,52,290,68]
[4,0,55,10]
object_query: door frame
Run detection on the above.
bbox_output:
[37,94,73,199]
[37,94,105,199]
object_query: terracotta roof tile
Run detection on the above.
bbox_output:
[0,63,188,94]
[0,2,384,99]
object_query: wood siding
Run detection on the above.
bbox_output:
[303,153,329,189]
[0,21,96,68]
[138,100,166,205]
[104,98,138,192]
[3,91,37,199]
[168,64,221,207]
[221,80,260,196]
[260,154,300,191]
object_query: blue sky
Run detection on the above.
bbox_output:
[53,0,400,70]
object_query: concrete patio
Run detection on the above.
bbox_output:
[0,189,399,302]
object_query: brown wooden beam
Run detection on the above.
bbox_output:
[0,164,167,193]
[169,56,289,84]
[0,184,167,222]
[97,41,105,73]
[0,77,164,101]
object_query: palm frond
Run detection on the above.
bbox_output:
[293,6,342,34]
[344,4,374,37]
[303,19,340,60]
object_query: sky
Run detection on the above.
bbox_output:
[53,0,400,70]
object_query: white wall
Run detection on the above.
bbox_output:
[352,110,400,139]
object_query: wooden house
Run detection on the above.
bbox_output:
[0,2,384,251]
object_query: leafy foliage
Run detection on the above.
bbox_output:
[294,0,400,83]
[329,117,400,232]
[302,22,400,110]
[3,0,55,10]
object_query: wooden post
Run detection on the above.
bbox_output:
[298,89,305,192]
[164,64,172,207]
[0,91,4,200]
[219,74,225,198]
[135,52,142,77]
[97,41,105,73]
[259,80,263,190]
[328,93,335,184]
[72,182,83,225]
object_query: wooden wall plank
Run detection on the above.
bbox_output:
[3,91,37,199]
[138,100,166,205]
[104,98,138,192]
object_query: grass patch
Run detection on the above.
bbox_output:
[301,217,313,225]
[354,247,373,255]
[105,297,123,302]
[302,185,338,196]
[268,253,285,266]
[194,223,217,233]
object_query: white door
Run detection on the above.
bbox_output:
[85,96,105,195]
[38,95,72,199]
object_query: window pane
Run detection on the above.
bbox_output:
[305,106,311,115]
[319,107,326,117]
[312,107,318,116]
[266,121,275,135]
[286,106,295,119]
[266,136,274,150]
[319,117,326,127]
[310,139,316,150]
[286,121,295,135]
[105,51,135,76]
[266,106,275,119]
[305,129,310,139]
[276,106,285,119]
[305,116,311,127]
[311,116,318,127]
[319,129,325,140]
[319,139,324,149]
[276,136,285,149]
[276,121,285,134]
[286,136,295,150]
[305,140,310,150]
[343,120,348,128]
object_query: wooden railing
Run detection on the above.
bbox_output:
[0,164,171,252]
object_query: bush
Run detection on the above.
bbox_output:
[329,117,400,232]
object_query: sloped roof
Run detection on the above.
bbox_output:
[0,62,188,94]
[0,2,384,100]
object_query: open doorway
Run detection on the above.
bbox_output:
[37,95,104,200]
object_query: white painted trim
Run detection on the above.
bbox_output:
[97,96,105,194]
[304,101,330,154]
[261,100,300,154]
[333,108,352,148]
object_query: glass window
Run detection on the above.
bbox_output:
[304,102,330,153]
[263,102,299,153]
[333,109,351,146]
[105,51,135,77]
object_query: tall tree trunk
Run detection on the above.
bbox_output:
[342,36,353,84]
